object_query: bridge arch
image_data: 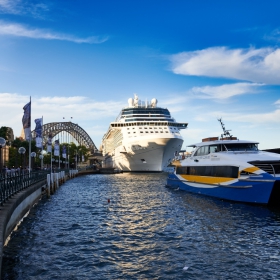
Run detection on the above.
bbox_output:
[32,122,97,152]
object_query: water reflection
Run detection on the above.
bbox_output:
[2,173,280,279]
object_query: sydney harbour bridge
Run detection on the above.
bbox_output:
[31,121,100,159]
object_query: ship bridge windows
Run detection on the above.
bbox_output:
[224,143,258,151]
[125,118,174,122]
[111,121,187,128]
[122,108,171,116]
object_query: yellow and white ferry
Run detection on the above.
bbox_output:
[167,120,280,205]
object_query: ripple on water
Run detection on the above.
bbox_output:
[2,173,280,279]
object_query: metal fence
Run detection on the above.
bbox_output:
[0,169,70,206]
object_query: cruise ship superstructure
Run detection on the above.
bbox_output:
[101,94,188,172]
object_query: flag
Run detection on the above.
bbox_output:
[22,101,31,140]
[62,145,67,159]
[54,139,60,156]
[34,118,42,148]
[47,133,52,153]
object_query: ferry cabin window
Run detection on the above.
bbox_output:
[177,166,239,178]
[224,143,258,151]
[209,145,219,153]
[194,146,209,156]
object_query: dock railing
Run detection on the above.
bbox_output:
[0,169,71,206]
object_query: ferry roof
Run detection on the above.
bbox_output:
[187,139,259,148]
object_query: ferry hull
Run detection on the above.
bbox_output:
[167,173,280,205]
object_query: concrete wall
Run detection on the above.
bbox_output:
[0,179,46,278]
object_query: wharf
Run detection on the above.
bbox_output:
[99,168,123,174]
[77,168,123,176]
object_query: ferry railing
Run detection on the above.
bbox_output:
[250,163,280,177]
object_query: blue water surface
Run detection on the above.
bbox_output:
[2,173,280,279]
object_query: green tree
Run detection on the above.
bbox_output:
[8,137,37,168]
[0,126,8,139]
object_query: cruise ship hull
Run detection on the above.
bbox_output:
[104,137,183,172]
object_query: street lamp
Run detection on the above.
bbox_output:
[0,137,6,171]
[39,150,46,170]
[30,152,36,170]
[39,154,44,169]
[18,147,26,168]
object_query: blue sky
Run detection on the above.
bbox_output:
[0,0,280,150]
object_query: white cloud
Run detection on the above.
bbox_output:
[190,82,263,100]
[204,109,280,125]
[0,0,20,14]
[159,95,190,113]
[264,28,280,42]
[275,100,280,107]
[0,93,123,147]
[0,21,108,43]
[180,128,206,143]
[170,46,280,84]
[0,0,49,17]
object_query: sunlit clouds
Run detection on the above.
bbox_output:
[190,82,263,100]
[0,93,123,137]
[0,21,108,43]
[0,0,49,17]
[170,47,280,84]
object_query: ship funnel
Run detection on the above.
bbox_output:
[151,98,158,108]
[128,98,133,107]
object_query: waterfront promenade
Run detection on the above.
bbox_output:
[0,166,119,277]
[0,169,79,277]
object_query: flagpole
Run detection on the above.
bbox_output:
[51,148,52,175]
[41,116,43,169]
[28,96,31,173]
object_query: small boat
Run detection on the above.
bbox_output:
[167,119,280,205]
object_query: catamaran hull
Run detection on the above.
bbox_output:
[167,173,280,205]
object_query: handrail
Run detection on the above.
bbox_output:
[0,169,70,206]
[270,164,276,177]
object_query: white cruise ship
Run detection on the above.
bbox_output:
[101,94,188,172]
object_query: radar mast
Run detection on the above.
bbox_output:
[218,118,233,139]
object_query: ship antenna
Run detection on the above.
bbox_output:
[218,118,233,139]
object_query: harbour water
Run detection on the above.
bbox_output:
[2,173,280,279]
